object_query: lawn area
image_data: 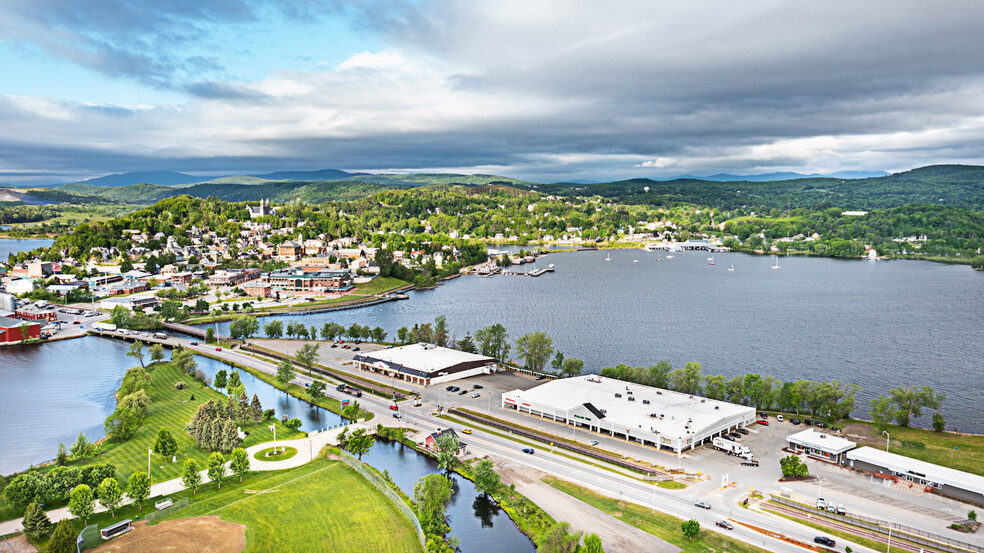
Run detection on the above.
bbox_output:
[545,477,768,553]
[163,457,422,553]
[80,361,303,484]
[349,276,409,295]
[844,420,984,476]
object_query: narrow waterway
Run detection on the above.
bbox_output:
[361,439,536,553]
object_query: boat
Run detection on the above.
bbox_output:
[728,263,735,272]
[633,259,638,263]
[772,256,781,270]
[666,255,674,259]
[605,251,611,261]
[708,257,714,265]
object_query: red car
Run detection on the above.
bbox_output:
[388,404,399,411]
[215,347,222,351]
[756,419,769,426]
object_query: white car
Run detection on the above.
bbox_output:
[471,392,480,398]
[588,440,599,446]
[777,415,785,422]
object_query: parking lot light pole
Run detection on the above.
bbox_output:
[882,430,890,451]
[817,477,827,502]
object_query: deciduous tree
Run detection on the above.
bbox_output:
[681,519,700,540]
[276,358,296,390]
[154,427,178,459]
[127,340,145,368]
[97,477,124,517]
[230,448,250,482]
[181,459,202,495]
[207,452,226,489]
[473,459,500,497]
[127,472,150,510]
[68,484,94,525]
[516,331,554,372]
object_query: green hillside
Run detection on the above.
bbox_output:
[332,172,537,187]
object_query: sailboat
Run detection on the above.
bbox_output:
[605,251,611,261]
[728,263,735,272]
[771,256,781,270]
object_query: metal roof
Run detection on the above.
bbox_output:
[847,446,984,495]
[786,429,856,454]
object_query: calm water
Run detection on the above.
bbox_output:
[205,250,984,432]
[0,238,53,261]
[0,336,342,474]
[362,439,535,553]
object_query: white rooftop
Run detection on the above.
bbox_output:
[507,375,755,440]
[786,429,856,454]
[361,343,494,375]
[847,447,984,495]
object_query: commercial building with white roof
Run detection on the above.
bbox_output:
[501,375,756,454]
[785,429,856,464]
[846,447,984,504]
[352,343,497,386]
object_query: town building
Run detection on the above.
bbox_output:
[100,296,159,311]
[846,447,984,505]
[352,343,497,386]
[243,281,272,298]
[501,375,756,454]
[247,199,275,219]
[0,316,41,345]
[264,268,353,293]
[278,240,303,260]
[27,261,53,278]
[4,278,35,295]
[785,429,856,464]
[208,268,261,287]
[14,306,57,322]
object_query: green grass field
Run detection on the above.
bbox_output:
[163,457,423,553]
[545,477,768,553]
[80,361,303,484]
[350,276,409,295]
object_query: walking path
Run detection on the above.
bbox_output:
[0,424,373,536]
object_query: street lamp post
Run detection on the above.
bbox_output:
[652,481,657,514]
[147,448,153,483]
[882,430,891,451]
[817,477,828,502]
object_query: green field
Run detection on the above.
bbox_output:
[80,361,303,484]
[163,457,423,553]
[545,477,768,553]
[350,276,409,295]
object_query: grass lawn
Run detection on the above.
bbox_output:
[545,477,768,553]
[81,361,304,484]
[350,276,409,295]
[253,447,297,461]
[844,420,984,476]
[163,457,422,553]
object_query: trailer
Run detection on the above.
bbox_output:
[335,384,363,398]
[713,436,753,459]
[92,322,117,331]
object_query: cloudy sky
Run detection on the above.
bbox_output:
[2,0,984,185]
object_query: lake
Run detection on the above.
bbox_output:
[0,238,53,261]
[204,250,984,433]
[0,336,342,475]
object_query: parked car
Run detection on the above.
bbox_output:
[715,520,733,530]
[522,448,535,454]
[814,536,835,547]
[815,421,826,428]
[759,412,769,419]
[331,344,337,348]
[461,428,473,434]
[756,419,769,426]
[471,392,480,398]
[804,419,814,426]
[352,347,360,351]
[827,503,836,513]
[816,498,826,510]
[836,504,846,515]
[472,384,484,389]
[776,415,784,422]
[449,386,460,392]
[741,459,760,467]
[736,428,749,435]
[791,418,801,425]
[458,389,468,395]
[695,501,711,510]
[190,341,199,345]
[588,440,599,446]
[535,374,546,380]
[446,385,455,391]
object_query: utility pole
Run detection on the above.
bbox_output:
[883,430,891,452]
[147,448,153,483]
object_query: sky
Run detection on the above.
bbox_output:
[2,0,984,186]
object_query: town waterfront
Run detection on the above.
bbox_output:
[203,249,984,433]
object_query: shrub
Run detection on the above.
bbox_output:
[175,382,186,390]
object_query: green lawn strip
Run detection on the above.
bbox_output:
[253,447,298,461]
[439,414,662,484]
[846,420,984,476]
[544,476,768,553]
[164,458,422,553]
[352,276,410,295]
[658,480,686,489]
[79,361,303,484]
[764,505,892,553]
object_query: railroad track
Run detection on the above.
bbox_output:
[763,502,933,553]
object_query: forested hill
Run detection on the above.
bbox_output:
[532,165,984,210]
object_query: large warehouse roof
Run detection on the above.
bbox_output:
[505,375,755,440]
[847,447,984,495]
[355,343,495,376]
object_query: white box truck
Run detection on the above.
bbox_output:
[713,436,753,459]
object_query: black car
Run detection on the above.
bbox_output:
[736,428,749,435]
[472,384,484,389]
[535,374,546,380]
[728,433,742,440]
[790,418,802,425]
[458,389,468,395]
[522,448,534,454]
[804,419,814,426]
[446,385,455,391]
[814,536,836,547]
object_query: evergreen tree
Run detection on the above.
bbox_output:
[47,519,76,553]
[251,394,263,424]
[207,418,224,450]
[226,395,236,420]
[195,412,212,446]
[237,392,250,423]
[21,502,51,539]
[222,419,241,451]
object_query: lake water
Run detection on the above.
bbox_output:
[0,238,53,261]
[362,439,535,553]
[0,336,342,475]
[204,250,984,433]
